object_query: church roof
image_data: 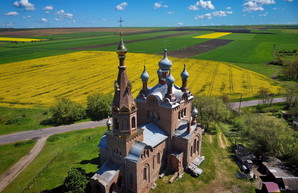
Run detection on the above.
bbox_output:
[174,120,197,139]
[98,134,107,150]
[141,122,168,147]
[126,141,147,163]
[91,160,120,186]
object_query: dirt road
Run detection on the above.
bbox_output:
[0,136,48,192]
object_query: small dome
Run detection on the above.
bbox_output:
[141,65,149,81]
[158,49,172,71]
[157,68,163,77]
[180,64,189,79]
[192,107,198,117]
[116,33,127,53]
[166,73,175,85]
[106,117,112,127]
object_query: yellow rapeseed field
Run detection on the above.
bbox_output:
[0,51,282,108]
[193,32,232,39]
[0,37,46,42]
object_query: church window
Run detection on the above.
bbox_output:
[153,156,155,169]
[191,146,193,156]
[130,172,133,185]
[143,167,147,180]
[132,117,136,128]
[184,108,186,116]
[157,152,161,164]
[194,139,197,154]
[114,118,119,129]
[197,139,200,152]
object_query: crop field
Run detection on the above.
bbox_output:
[193,32,232,39]
[0,51,282,108]
[0,37,46,42]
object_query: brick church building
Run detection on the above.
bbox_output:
[91,34,203,193]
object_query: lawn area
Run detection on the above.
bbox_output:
[0,140,36,176]
[0,107,51,135]
[2,128,105,193]
[2,125,255,193]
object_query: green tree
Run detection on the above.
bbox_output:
[284,56,298,81]
[194,96,231,131]
[86,93,112,120]
[50,98,86,125]
[64,168,88,193]
[239,114,294,157]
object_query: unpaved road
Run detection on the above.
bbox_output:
[0,136,48,192]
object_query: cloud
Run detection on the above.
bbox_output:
[195,10,233,20]
[22,15,31,19]
[259,12,268,16]
[177,22,184,26]
[115,2,128,11]
[41,18,48,22]
[4,11,19,16]
[284,0,294,2]
[188,0,215,11]
[13,0,35,11]
[55,9,73,20]
[254,0,275,4]
[226,6,232,10]
[243,1,264,12]
[168,11,174,14]
[154,2,168,9]
[43,5,54,11]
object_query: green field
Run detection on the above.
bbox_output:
[0,140,36,175]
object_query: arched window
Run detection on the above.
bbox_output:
[184,108,186,116]
[194,139,197,154]
[191,146,193,157]
[143,167,147,180]
[157,152,161,164]
[132,117,136,128]
[197,138,200,152]
[114,118,118,129]
[153,156,155,169]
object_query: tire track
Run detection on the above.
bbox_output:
[229,64,234,93]
[246,72,253,93]
[207,63,219,95]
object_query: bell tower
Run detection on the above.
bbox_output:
[112,33,138,136]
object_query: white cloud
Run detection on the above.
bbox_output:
[284,0,294,2]
[188,0,215,11]
[168,11,174,14]
[43,5,54,11]
[154,2,168,9]
[101,18,107,21]
[254,0,275,4]
[22,15,31,19]
[41,18,48,22]
[55,9,73,20]
[13,0,35,11]
[4,11,19,16]
[195,10,233,20]
[243,1,264,12]
[115,2,128,11]
[177,22,184,26]
[259,12,268,16]
[226,6,232,10]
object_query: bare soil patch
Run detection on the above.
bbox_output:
[0,27,157,37]
[70,32,194,51]
[167,39,233,58]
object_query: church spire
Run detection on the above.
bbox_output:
[112,33,137,136]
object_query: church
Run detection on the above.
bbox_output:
[90,34,203,193]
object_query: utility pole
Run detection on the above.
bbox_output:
[118,18,124,28]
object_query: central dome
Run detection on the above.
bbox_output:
[158,49,172,71]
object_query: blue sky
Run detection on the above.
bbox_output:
[1,0,298,28]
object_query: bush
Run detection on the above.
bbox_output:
[86,93,112,120]
[50,98,86,125]
[64,168,88,193]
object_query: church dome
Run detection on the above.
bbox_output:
[141,65,149,81]
[180,64,189,79]
[158,49,172,71]
[192,107,198,117]
[157,68,162,77]
[166,73,175,85]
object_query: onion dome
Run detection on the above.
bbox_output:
[106,116,112,129]
[158,49,172,70]
[141,65,149,81]
[192,107,198,117]
[180,64,189,79]
[166,72,175,85]
[116,32,127,54]
[157,68,162,76]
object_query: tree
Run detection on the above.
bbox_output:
[239,114,294,157]
[86,93,112,120]
[64,168,88,193]
[284,56,298,81]
[258,87,270,105]
[50,98,86,125]
[194,96,231,130]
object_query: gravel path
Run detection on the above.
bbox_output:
[0,136,48,192]
[0,120,107,145]
[230,97,286,110]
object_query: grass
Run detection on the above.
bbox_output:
[2,128,106,193]
[0,140,36,176]
[2,125,255,193]
[0,107,51,135]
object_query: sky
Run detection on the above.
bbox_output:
[1,0,298,28]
